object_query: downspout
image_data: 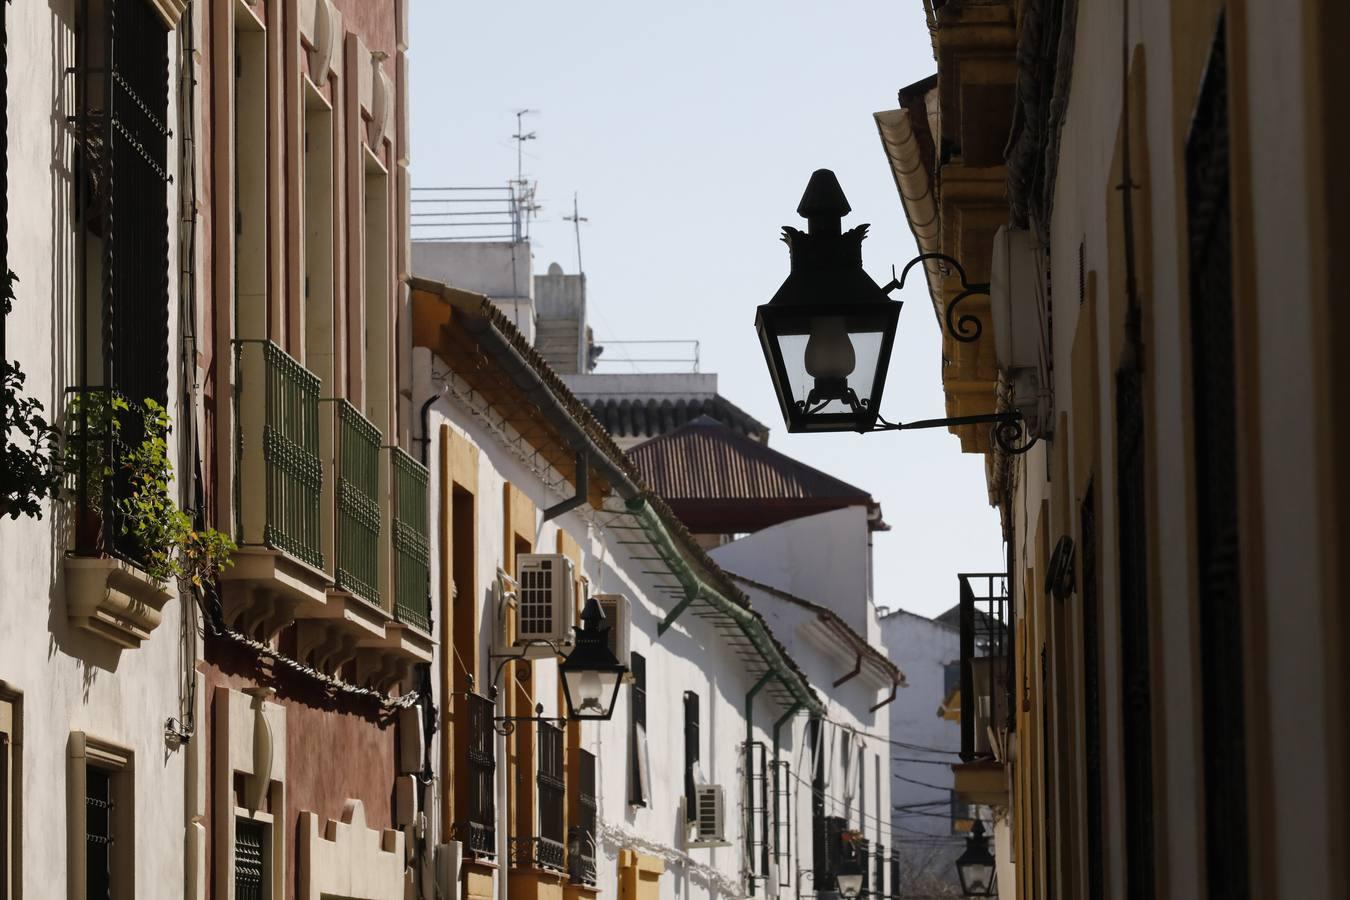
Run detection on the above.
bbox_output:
[542,452,587,521]
[745,671,777,897]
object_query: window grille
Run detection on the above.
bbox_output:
[810,721,831,890]
[234,818,265,900]
[391,447,431,632]
[85,767,112,900]
[873,842,885,899]
[683,692,700,820]
[773,760,792,887]
[1186,19,1248,900]
[858,837,871,898]
[1082,486,1104,899]
[568,749,597,885]
[454,691,497,858]
[628,652,648,806]
[71,0,171,560]
[334,400,381,605]
[889,849,901,900]
[517,559,556,637]
[744,741,769,879]
[1117,362,1156,895]
[532,722,565,871]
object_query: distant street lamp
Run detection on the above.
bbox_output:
[755,169,1037,453]
[955,819,997,896]
[834,851,865,900]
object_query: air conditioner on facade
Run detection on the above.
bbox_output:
[989,225,1051,433]
[687,784,730,847]
[512,554,575,657]
[592,593,632,671]
[434,841,463,900]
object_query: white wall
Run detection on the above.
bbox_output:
[411,241,536,341]
[418,349,801,900]
[709,507,874,639]
[0,3,189,897]
[879,609,963,887]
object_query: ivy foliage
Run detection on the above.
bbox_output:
[1,272,64,519]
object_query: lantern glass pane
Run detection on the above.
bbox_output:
[562,668,623,719]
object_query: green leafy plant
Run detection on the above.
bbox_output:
[65,392,235,586]
[113,398,236,586]
[1,272,64,519]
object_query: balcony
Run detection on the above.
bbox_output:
[221,340,330,632]
[453,691,498,860]
[952,572,1011,805]
[390,447,431,632]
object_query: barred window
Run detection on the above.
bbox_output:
[455,691,497,859]
[234,818,267,900]
[628,652,649,807]
[534,722,565,871]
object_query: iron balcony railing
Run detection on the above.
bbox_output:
[391,447,431,632]
[333,400,381,605]
[234,340,323,568]
[958,573,1012,761]
[453,691,497,859]
[509,836,566,873]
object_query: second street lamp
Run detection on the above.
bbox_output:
[755,169,1038,454]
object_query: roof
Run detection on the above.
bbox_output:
[584,395,769,444]
[627,416,887,534]
[408,277,821,715]
[727,573,904,688]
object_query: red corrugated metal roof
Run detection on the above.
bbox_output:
[627,416,887,534]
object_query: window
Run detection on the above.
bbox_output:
[628,652,649,807]
[69,733,133,899]
[455,690,496,859]
[1081,485,1104,899]
[773,760,792,888]
[234,818,267,900]
[889,849,901,900]
[873,842,885,899]
[361,158,391,430]
[303,83,335,393]
[683,692,700,820]
[568,749,597,885]
[809,719,829,888]
[71,0,172,558]
[233,12,267,341]
[1186,19,1249,900]
[0,696,16,900]
[533,722,565,871]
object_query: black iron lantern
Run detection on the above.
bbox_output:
[558,597,627,721]
[755,169,901,433]
[955,819,997,896]
[834,845,865,899]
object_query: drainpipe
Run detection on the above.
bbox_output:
[542,452,587,521]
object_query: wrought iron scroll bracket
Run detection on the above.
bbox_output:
[896,251,990,344]
[483,642,571,734]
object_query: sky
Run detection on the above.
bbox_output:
[407,1,1005,619]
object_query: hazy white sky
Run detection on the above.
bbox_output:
[408,0,1005,619]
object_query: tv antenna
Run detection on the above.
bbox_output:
[510,109,539,240]
[562,193,589,273]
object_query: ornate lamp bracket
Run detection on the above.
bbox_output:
[871,251,1039,455]
[481,641,571,735]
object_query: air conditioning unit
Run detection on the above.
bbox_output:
[687,785,730,847]
[513,554,575,657]
[592,593,631,671]
[434,841,463,900]
[989,225,1051,434]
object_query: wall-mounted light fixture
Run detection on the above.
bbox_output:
[755,169,1037,454]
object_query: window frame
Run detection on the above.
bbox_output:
[68,732,134,900]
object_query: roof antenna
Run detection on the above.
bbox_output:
[510,109,539,241]
[562,192,589,273]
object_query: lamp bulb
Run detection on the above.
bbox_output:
[804,317,856,379]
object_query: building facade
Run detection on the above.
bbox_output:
[410,277,827,900]
[876,0,1350,897]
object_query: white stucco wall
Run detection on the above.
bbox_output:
[0,3,190,897]
[417,349,802,900]
[708,507,875,640]
[879,609,962,888]
[411,241,536,342]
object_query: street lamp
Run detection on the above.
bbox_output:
[955,819,997,896]
[558,596,626,721]
[755,169,1037,453]
[834,848,865,900]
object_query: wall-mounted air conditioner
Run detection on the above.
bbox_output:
[512,554,575,657]
[687,784,730,847]
[592,593,632,672]
[990,225,1051,433]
